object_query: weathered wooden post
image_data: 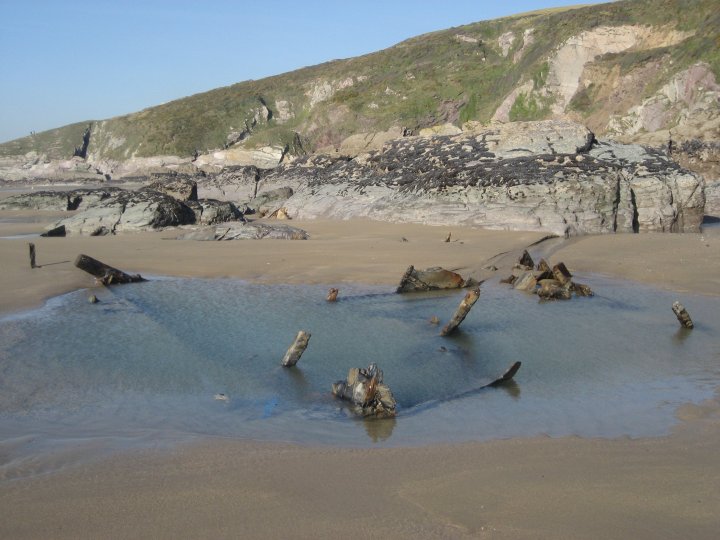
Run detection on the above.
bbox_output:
[281,331,311,367]
[28,243,36,269]
[74,254,146,285]
[672,301,694,329]
[440,287,481,336]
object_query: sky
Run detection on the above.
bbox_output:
[0,0,607,143]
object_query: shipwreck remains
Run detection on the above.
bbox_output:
[74,254,146,285]
[672,301,694,329]
[326,288,339,302]
[332,363,397,418]
[281,330,311,367]
[440,287,482,336]
[501,251,593,301]
[396,265,477,293]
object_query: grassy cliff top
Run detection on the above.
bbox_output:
[1,0,718,161]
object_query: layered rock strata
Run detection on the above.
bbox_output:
[258,121,704,235]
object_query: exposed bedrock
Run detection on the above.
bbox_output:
[259,121,704,234]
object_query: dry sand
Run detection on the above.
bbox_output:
[1,211,719,539]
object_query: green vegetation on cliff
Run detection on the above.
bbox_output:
[1,0,717,161]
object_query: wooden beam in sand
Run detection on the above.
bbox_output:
[440,287,481,336]
[74,254,146,285]
[28,243,36,269]
[672,301,694,329]
[281,331,311,367]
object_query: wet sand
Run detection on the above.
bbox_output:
[1,212,719,539]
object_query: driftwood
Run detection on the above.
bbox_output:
[440,287,481,336]
[74,254,146,285]
[281,330,311,367]
[332,363,396,418]
[672,301,694,329]
[326,288,339,302]
[28,243,36,269]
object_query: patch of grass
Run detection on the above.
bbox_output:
[509,92,553,121]
[532,61,550,90]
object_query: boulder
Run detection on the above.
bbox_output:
[251,187,294,215]
[185,199,244,225]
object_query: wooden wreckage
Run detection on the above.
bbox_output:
[75,254,146,285]
[67,246,697,421]
[500,250,594,300]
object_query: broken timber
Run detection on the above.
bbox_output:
[28,243,36,269]
[440,287,481,336]
[672,301,694,329]
[281,330,311,367]
[332,363,397,418]
[74,254,146,285]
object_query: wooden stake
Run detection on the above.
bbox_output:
[440,287,481,336]
[281,330,311,367]
[28,243,36,269]
[672,301,694,329]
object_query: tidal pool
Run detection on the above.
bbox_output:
[1,276,719,479]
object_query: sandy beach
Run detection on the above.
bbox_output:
[1,211,719,539]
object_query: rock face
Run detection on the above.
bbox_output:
[139,175,198,201]
[55,190,197,235]
[256,121,704,235]
[0,186,245,235]
[177,221,309,241]
[706,182,720,218]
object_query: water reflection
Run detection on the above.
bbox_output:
[363,417,397,443]
[0,276,719,467]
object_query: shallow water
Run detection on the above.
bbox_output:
[1,276,719,480]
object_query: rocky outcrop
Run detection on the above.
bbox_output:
[0,154,107,184]
[54,190,197,235]
[196,165,260,201]
[185,199,245,225]
[493,25,695,123]
[705,182,720,218]
[607,63,720,144]
[139,175,198,201]
[177,221,309,241]
[0,185,244,235]
[194,145,285,170]
[257,121,704,234]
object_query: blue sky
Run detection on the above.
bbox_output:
[0,1,606,143]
